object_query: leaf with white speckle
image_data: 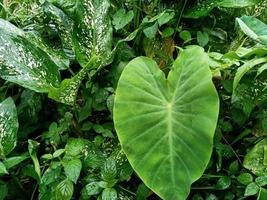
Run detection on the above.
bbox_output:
[0,19,61,93]
[71,0,113,68]
[0,97,18,157]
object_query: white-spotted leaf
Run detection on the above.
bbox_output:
[0,97,18,157]
[0,19,60,93]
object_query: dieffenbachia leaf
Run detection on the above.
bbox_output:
[243,139,267,176]
[0,19,60,93]
[61,0,112,68]
[0,97,18,157]
[114,46,219,199]
[48,57,97,105]
[236,16,267,45]
[184,0,261,18]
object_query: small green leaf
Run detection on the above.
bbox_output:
[102,188,117,200]
[216,176,231,190]
[81,182,102,197]
[112,9,134,30]
[244,139,267,176]
[237,173,254,185]
[53,149,65,158]
[197,31,209,47]
[0,97,18,157]
[162,27,174,38]
[55,179,74,200]
[245,182,260,196]
[28,140,41,182]
[0,184,8,200]
[63,158,82,183]
[0,162,8,175]
[157,11,175,26]
[101,158,117,182]
[143,23,158,39]
[179,30,192,42]
[256,175,267,186]
[3,154,28,169]
[65,138,88,157]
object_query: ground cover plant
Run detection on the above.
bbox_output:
[2,0,267,200]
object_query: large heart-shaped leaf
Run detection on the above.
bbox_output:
[114,46,219,199]
[0,97,18,157]
[0,19,60,93]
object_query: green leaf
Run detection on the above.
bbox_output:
[216,176,231,190]
[53,149,65,158]
[184,0,260,18]
[0,184,8,200]
[0,19,60,93]
[0,97,18,157]
[237,173,254,185]
[112,8,134,30]
[143,23,158,39]
[63,158,82,183]
[233,57,267,92]
[245,182,260,196]
[81,182,102,197]
[3,154,28,169]
[244,139,267,176]
[102,188,117,200]
[0,162,8,175]
[197,31,209,47]
[236,16,267,45]
[258,188,267,200]
[179,30,192,42]
[256,175,267,186]
[71,0,113,68]
[55,179,74,200]
[65,138,88,157]
[114,46,219,199]
[157,11,175,27]
[28,140,41,182]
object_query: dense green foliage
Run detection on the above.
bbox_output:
[1,0,267,200]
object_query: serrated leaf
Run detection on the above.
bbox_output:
[55,179,74,200]
[0,97,18,157]
[81,182,102,197]
[114,46,219,199]
[245,182,260,196]
[65,138,88,157]
[102,188,117,200]
[63,158,82,183]
[0,19,60,93]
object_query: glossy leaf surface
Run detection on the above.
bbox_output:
[114,46,219,199]
[236,16,267,45]
[0,19,60,93]
[0,98,18,157]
